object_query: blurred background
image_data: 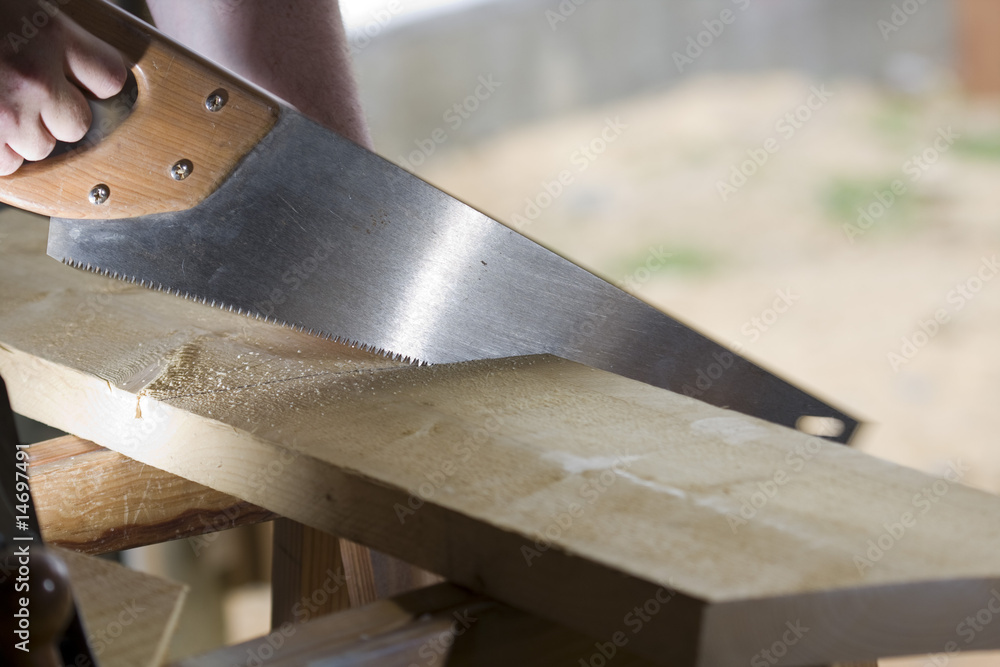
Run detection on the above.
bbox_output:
[353,5,1000,663]
[74,0,1000,663]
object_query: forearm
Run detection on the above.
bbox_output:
[146,0,371,148]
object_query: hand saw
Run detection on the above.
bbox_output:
[0,0,859,443]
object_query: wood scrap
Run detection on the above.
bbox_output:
[58,546,187,667]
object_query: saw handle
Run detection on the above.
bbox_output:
[0,0,280,220]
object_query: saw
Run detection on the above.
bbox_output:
[0,0,859,443]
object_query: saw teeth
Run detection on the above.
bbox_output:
[59,257,425,366]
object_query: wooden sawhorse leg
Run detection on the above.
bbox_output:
[271,519,441,627]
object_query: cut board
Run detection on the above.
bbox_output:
[1,209,999,666]
[59,547,187,667]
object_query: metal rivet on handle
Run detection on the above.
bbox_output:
[205,89,228,112]
[171,160,194,181]
[89,184,110,205]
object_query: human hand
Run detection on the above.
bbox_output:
[0,0,127,175]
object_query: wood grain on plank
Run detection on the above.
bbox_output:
[1,210,998,665]
[58,547,187,667]
[30,435,276,554]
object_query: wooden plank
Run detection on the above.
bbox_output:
[29,435,276,554]
[176,582,654,667]
[58,547,187,667]
[1,209,998,665]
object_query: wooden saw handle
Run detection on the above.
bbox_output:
[0,0,280,220]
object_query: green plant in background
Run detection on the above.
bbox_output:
[952,133,1000,161]
[821,176,919,236]
[872,99,920,144]
[612,245,717,285]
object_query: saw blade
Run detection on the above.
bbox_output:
[48,108,859,442]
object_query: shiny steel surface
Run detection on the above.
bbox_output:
[49,109,859,442]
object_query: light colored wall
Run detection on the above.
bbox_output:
[351,0,955,158]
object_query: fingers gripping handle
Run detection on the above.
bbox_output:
[0,0,279,220]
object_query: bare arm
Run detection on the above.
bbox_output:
[146,0,371,149]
